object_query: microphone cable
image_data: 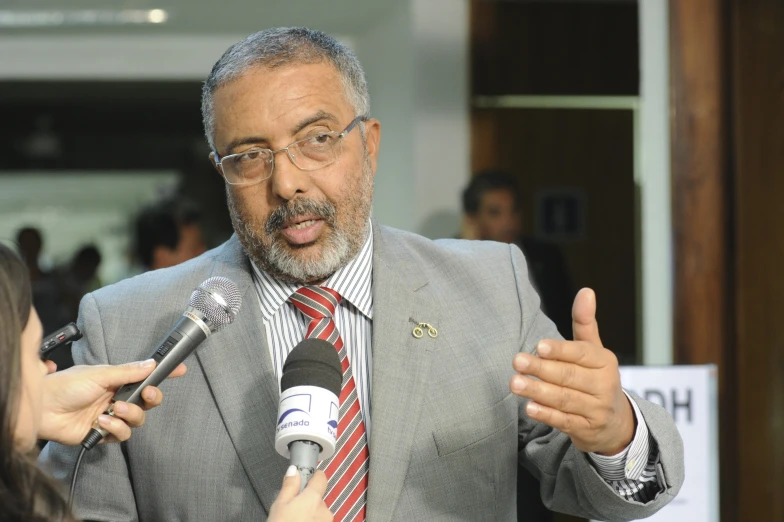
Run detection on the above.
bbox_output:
[68,446,87,512]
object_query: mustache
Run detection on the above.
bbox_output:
[265,198,337,235]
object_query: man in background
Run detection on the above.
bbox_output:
[133,196,207,271]
[462,171,574,340]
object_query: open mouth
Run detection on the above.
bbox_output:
[280,216,325,245]
[288,219,319,230]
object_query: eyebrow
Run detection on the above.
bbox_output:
[290,110,339,135]
[222,110,340,156]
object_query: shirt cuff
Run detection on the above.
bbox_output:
[587,390,651,481]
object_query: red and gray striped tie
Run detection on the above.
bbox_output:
[289,286,368,522]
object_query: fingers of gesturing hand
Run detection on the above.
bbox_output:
[523,401,589,436]
[510,373,596,416]
[535,339,612,369]
[519,391,617,447]
[513,350,619,399]
[513,352,593,394]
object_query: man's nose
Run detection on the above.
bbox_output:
[270,149,312,201]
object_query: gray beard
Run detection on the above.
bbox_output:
[227,157,373,285]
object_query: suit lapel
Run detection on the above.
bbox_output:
[196,236,287,513]
[367,224,439,521]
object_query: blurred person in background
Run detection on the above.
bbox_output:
[61,244,103,318]
[133,196,207,272]
[462,171,575,340]
[0,243,331,522]
[16,227,47,284]
[15,227,70,336]
[68,245,102,293]
[51,244,104,372]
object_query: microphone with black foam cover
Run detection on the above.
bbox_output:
[275,338,342,491]
[80,276,242,450]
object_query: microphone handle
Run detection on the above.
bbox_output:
[81,314,208,449]
[289,440,321,492]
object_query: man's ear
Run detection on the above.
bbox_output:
[209,152,223,176]
[363,119,381,175]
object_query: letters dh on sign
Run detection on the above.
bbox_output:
[592,365,719,522]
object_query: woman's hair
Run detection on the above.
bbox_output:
[0,243,75,521]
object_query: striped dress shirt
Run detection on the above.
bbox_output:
[251,230,374,436]
[250,227,662,503]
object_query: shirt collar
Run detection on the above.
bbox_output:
[250,225,374,322]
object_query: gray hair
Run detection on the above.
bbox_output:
[201,27,370,151]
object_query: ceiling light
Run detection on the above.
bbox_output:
[146,9,168,24]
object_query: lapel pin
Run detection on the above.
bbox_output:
[411,321,438,339]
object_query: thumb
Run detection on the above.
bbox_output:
[304,469,328,496]
[45,360,58,374]
[277,465,302,503]
[572,288,602,346]
[95,359,157,388]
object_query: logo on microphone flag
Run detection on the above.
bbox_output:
[275,385,339,460]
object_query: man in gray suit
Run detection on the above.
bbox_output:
[41,27,683,521]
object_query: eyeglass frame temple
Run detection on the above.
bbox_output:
[338,115,367,139]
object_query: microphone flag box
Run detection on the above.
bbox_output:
[275,385,339,460]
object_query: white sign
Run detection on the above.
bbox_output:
[593,365,718,522]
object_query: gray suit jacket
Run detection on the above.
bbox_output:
[40,224,683,521]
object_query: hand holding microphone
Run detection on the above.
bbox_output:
[39,359,187,445]
[81,276,242,450]
[269,466,334,522]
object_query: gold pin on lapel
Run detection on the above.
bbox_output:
[412,322,438,339]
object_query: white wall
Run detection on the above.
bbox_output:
[355,0,469,237]
[638,0,673,365]
[354,2,417,233]
[411,0,469,239]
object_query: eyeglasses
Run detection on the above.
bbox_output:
[214,116,366,186]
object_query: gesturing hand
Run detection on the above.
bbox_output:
[39,360,187,445]
[510,288,635,455]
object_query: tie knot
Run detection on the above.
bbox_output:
[290,286,342,320]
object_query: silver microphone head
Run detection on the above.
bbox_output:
[188,277,242,332]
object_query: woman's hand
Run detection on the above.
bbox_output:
[38,359,187,445]
[269,467,333,522]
